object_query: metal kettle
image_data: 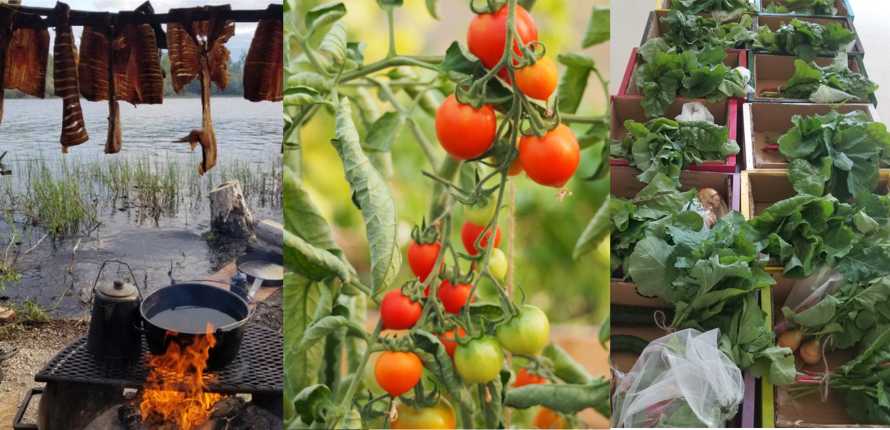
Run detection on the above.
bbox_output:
[86,280,142,362]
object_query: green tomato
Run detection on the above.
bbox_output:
[488,248,508,281]
[454,336,504,384]
[464,196,498,225]
[496,304,550,356]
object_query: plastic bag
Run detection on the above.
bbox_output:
[612,329,744,428]
[675,102,715,123]
[781,266,844,314]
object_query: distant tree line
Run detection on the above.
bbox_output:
[4,52,247,99]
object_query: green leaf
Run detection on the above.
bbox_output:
[598,316,610,346]
[440,41,481,76]
[504,380,611,416]
[783,296,839,328]
[425,0,438,19]
[293,384,334,425]
[284,276,326,424]
[332,98,401,296]
[582,7,610,48]
[304,2,347,44]
[364,111,404,153]
[574,197,610,259]
[556,53,595,114]
[376,0,403,6]
[297,315,367,356]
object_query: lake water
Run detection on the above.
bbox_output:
[0,97,283,316]
[0,97,281,163]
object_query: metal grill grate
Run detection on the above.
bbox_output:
[35,323,282,395]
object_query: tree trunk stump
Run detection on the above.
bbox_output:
[209,181,254,240]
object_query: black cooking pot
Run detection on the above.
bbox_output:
[140,283,250,370]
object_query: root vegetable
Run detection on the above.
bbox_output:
[778,329,803,352]
[799,339,823,365]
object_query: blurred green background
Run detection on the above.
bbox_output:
[295,0,610,324]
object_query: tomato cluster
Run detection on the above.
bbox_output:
[435,4,580,189]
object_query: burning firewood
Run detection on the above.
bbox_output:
[168,6,234,176]
[243,6,282,102]
[52,2,89,152]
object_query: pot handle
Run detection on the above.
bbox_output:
[246,277,264,304]
[91,259,145,302]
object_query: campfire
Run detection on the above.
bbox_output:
[139,324,223,429]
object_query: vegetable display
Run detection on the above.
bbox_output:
[775,111,890,200]
[762,56,877,103]
[754,18,855,60]
[611,117,739,184]
[285,0,611,428]
[633,39,749,118]
[668,0,755,18]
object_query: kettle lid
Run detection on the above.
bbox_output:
[97,280,139,300]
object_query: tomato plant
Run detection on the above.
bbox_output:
[285,0,611,428]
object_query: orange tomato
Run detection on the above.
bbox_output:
[375,351,423,397]
[516,56,558,100]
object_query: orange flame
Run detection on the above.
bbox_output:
[140,323,224,430]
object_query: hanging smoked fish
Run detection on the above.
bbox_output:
[53,2,89,152]
[120,2,164,105]
[0,8,14,125]
[0,8,49,124]
[168,6,234,176]
[78,23,123,154]
[243,5,282,102]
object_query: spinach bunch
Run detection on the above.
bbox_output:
[611,117,739,184]
[764,0,838,15]
[827,328,890,425]
[754,18,855,61]
[626,211,796,384]
[783,277,890,351]
[610,174,698,277]
[769,57,877,103]
[634,39,749,118]
[776,111,890,200]
[659,11,756,52]
[750,193,890,281]
[670,0,755,18]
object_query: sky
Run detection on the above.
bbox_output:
[7,0,273,57]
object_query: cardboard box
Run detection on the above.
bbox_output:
[618,47,747,97]
[611,95,740,173]
[641,9,755,48]
[749,53,873,104]
[753,15,863,58]
[742,103,877,169]
[611,166,740,307]
[612,323,756,427]
[760,0,854,20]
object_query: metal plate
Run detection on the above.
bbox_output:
[236,250,283,287]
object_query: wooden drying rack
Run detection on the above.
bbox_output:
[0,3,282,27]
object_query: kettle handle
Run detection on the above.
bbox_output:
[91,259,145,302]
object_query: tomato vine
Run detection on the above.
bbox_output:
[284,0,611,428]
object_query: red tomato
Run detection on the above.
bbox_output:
[508,157,523,176]
[460,222,502,256]
[534,407,567,429]
[513,368,547,387]
[519,124,580,187]
[380,290,422,330]
[516,56,558,100]
[407,240,441,282]
[438,327,466,358]
[435,95,497,160]
[467,5,539,70]
[375,351,423,397]
[437,280,472,314]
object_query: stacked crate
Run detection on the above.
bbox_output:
[614,0,881,427]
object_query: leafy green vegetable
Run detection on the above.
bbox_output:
[776,111,890,200]
[826,327,890,425]
[768,57,877,103]
[610,174,698,277]
[670,0,755,19]
[750,193,890,281]
[611,117,739,184]
[633,39,749,117]
[764,0,837,15]
[625,211,795,383]
[659,10,756,52]
[754,18,855,61]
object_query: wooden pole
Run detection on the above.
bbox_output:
[0,3,282,27]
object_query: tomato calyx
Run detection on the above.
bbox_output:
[410,218,440,245]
